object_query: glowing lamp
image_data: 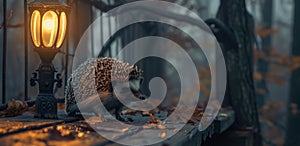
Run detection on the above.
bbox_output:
[29,0,69,50]
[28,0,70,119]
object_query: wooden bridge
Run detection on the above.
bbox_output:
[0,109,236,146]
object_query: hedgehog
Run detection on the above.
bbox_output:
[65,57,144,121]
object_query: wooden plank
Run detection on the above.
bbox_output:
[0,110,235,146]
[158,125,200,146]
[0,110,79,137]
[214,110,235,133]
[204,128,254,146]
[0,121,108,146]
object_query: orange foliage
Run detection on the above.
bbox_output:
[259,101,286,146]
[271,66,282,72]
[289,103,299,115]
[292,56,300,63]
[254,49,269,62]
[254,72,263,81]
[201,41,216,47]
[254,46,300,88]
[203,79,211,85]
[198,66,211,78]
[265,73,285,85]
[269,47,283,58]
[255,27,278,38]
[256,88,267,95]
[200,83,210,96]
[288,64,300,72]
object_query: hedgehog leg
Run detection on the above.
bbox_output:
[66,104,88,119]
[66,104,79,116]
[115,106,126,122]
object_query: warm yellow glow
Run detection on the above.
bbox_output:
[56,12,67,48]
[42,11,58,48]
[43,19,55,31]
[30,10,41,47]
[30,10,68,48]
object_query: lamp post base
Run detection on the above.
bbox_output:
[34,94,58,119]
[30,49,62,119]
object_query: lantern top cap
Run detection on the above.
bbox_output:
[28,0,70,8]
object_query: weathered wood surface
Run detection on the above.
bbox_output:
[0,110,79,137]
[214,111,235,134]
[0,110,234,146]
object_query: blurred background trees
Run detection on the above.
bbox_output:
[285,0,300,145]
[217,0,262,145]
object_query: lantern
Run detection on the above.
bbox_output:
[29,0,70,50]
[28,0,71,119]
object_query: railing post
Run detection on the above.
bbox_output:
[24,0,29,101]
[2,0,7,104]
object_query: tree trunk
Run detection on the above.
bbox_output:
[256,0,273,107]
[285,0,300,145]
[216,0,262,146]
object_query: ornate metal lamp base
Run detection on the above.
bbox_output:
[31,62,62,119]
[34,95,58,119]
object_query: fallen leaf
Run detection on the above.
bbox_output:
[219,113,228,117]
[77,132,84,138]
[159,131,167,138]
[149,113,158,124]
[157,124,166,130]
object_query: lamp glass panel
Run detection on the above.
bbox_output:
[56,12,67,48]
[30,10,41,47]
[42,11,58,48]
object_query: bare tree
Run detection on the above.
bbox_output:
[256,0,273,107]
[285,0,300,145]
[216,0,262,145]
